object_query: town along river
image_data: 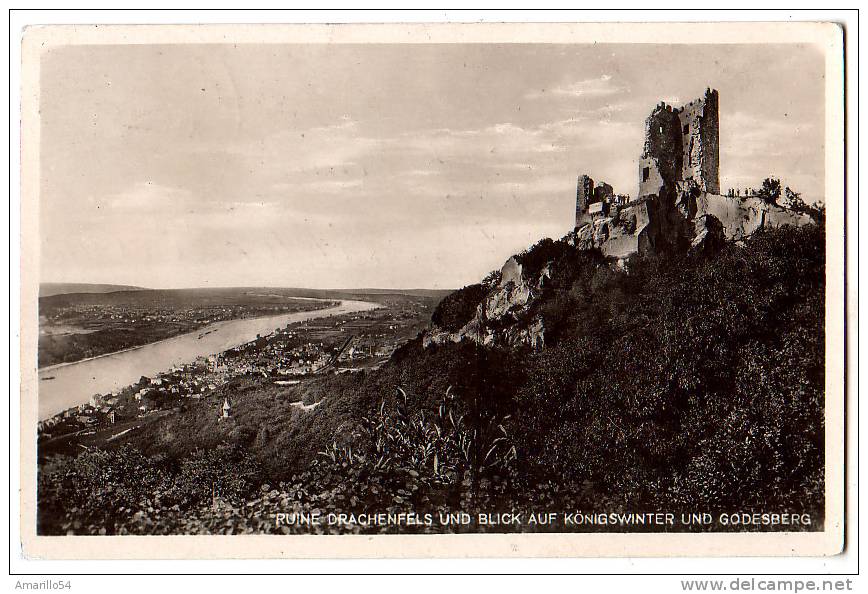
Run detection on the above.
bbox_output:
[37,299,381,420]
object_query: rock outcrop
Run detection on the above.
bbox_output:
[425,191,814,351]
[691,213,725,254]
[424,256,548,350]
[695,193,814,241]
[573,190,814,261]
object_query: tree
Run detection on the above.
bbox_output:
[481,269,502,289]
[171,443,263,508]
[784,187,825,225]
[37,446,174,534]
[758,177,782,205]
[784,186,802,205]
[431,284,487,331]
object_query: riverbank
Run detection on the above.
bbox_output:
[38,297,338,370]
[37,298,382,419]
[37,300,339,373]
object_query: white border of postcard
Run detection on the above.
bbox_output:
[16,20,847,560]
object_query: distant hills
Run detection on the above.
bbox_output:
[332,288,454,298]
[39,283,147,298]
[39,284,453,301]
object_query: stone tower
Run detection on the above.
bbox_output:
[637,89,720,198]
[677,88,720,194]
[572,90,721,254]
[637,102,683,198]
[575,174,595,228]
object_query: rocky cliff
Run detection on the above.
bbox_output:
[425,193,816,351]
[424,255,548,350]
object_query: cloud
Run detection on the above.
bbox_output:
[399,169,440,178]
[723,111,819,154]
[94,108,645,247]
[525,74,628,100]
[104,181,194,212]
[297,179,365,192]
[306,114,358,134]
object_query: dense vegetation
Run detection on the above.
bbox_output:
[38,225,825,534]
[513,225,825,512]
[430,283,487,331]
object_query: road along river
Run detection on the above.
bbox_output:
[37,299,381,420]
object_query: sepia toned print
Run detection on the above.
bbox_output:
[19,22,845,558]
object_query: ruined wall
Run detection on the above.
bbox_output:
[677,89,720,194]
[575,174,595,228]
[638,103,683,198]
[637,156,665,199]
[594,182,614,203]
[576,174,619,229]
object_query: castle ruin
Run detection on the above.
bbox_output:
[425,88,814,351]
[638,88,719,198]
[574,89,722,256]
[572,88,811,259]
[575,174,618,225]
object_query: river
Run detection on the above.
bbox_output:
[37,299,380,420]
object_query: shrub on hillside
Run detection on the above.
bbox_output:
[37,446,175,535]
[171,443,263,507]
[320,385,517,481]
[430,283,487,331]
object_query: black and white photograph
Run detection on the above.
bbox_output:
[15,20,847,560]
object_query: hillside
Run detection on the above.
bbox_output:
[38,223,825,535]
[39,283,146,298]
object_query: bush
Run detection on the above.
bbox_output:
[515,237,579,277]
[38,446,174,535]
[171,443,263,507]
[321,386,517,481]
[430,283,487,331]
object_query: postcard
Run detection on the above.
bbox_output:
[18,21,846,558]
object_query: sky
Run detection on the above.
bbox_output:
[39,43,826,289]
